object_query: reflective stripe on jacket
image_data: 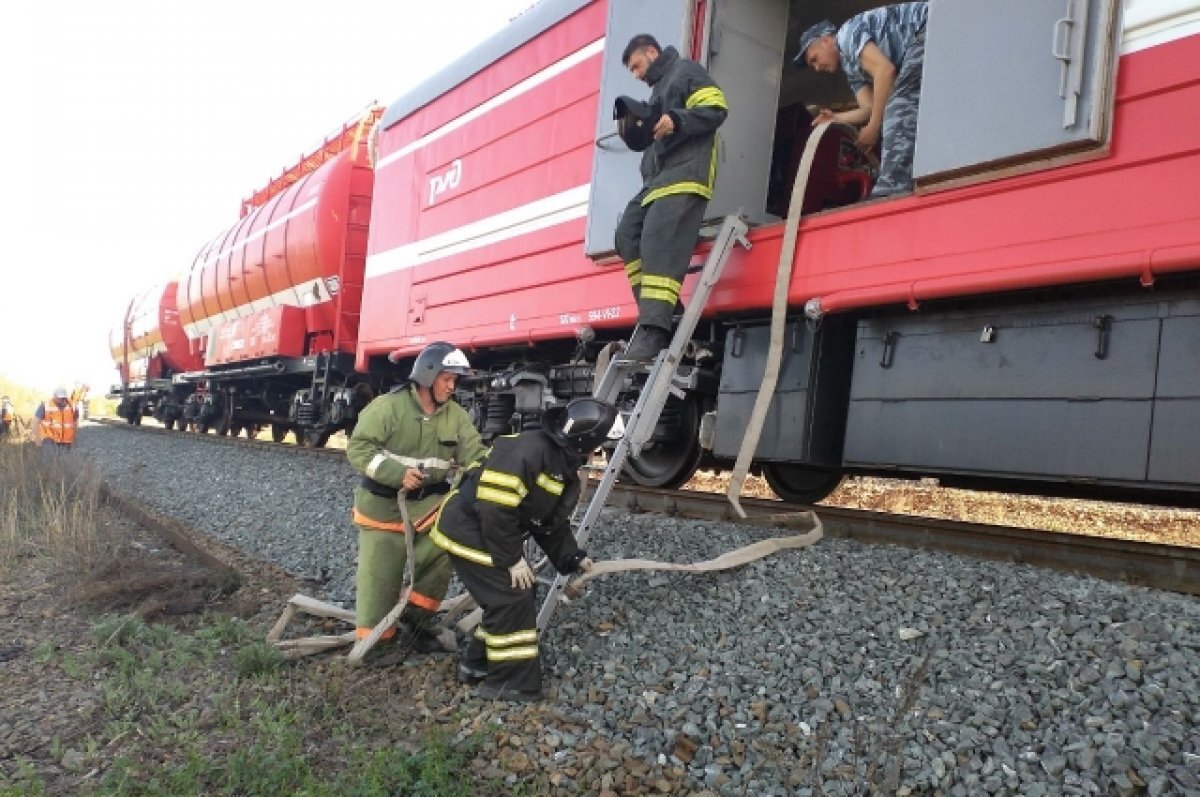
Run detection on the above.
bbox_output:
[39,400,77,445]
[432,430,582,572]
[346,385,488,528]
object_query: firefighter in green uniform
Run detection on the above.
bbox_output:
[346,341,489,655]
[432,397,622,701]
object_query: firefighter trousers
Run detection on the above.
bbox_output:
[449,554,543,693]
[354,525,449,637]
[614,191,709,331]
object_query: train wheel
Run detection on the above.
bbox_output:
[622,396,703,489]
[270,424,288,443]
[229,423,243,438]
[303,429,332,448]
[761,463,843,504]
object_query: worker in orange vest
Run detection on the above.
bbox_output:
[35,388,78,447]
[0,396,13,439]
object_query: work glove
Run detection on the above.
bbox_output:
[564,550,592,574]
[509,559,535,590]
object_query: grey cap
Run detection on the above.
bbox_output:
[794,20,836,67]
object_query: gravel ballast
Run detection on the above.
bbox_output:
[77,424,1200,796]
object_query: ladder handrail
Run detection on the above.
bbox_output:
[537,214,750,630]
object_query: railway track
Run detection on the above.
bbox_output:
[95,417,346,461]
[605,484,1200,597]
[94,417,1200,597]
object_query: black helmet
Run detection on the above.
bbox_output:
[409,341,472,388]
[542,397,622,455]
[614,96,661,152]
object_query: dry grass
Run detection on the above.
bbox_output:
[0,441,106,568]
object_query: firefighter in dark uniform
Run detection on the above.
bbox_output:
[614,33,728,361]
[431,397,622,701]
[347,342,489,655]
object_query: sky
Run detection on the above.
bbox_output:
[1,0,536,398]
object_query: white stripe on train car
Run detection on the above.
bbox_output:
[364,183,590,279]
[194,197,320,271]
[181,276,332,339]
[375,38,606,170]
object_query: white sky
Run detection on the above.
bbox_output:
[1,0,536,398]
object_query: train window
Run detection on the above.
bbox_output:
[912,0,1119,188]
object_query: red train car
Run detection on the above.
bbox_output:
[108,281,203,427]
[169,107,382,443]
[358,0,1200,504]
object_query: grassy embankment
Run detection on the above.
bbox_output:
[0,440,510,797]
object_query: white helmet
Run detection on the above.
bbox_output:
[409,341,472,388]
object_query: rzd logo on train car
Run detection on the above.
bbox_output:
[428,160,463,206]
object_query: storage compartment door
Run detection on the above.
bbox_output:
[584,0,693,258]
[1149,307,1200,484]
[914,0,1120,186]
[701,0,789,224]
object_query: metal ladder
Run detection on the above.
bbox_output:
[536,214,751,629]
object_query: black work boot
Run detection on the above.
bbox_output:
[458,660,488,685]
[621,326,671,362]
[399,619,456,654]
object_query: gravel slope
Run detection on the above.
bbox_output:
[77,424,1200,796]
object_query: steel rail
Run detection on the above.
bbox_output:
[603,484,1200,597]
[93,418,345,461]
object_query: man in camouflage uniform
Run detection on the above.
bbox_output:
[613,33,728,361]
[795,2,928,198]
[346,341,489,656]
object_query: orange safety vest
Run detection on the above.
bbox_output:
[0,404,12,422]
[39,400,77,445]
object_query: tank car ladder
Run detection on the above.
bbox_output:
[536,213,751,630]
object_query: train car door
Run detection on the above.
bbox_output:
[914,0,1121,187]
[698,0,791,224]
[583,0,696,258]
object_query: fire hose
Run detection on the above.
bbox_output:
[562,512,823,599]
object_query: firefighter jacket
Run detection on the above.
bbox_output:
[37,400,76,445]
[432,431,587,573]
[346,386,488,532]
[638,46,728,206]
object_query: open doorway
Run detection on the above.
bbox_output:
[702,0,1120,220]
[584,0,1120,256]
[701,0,897,223]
